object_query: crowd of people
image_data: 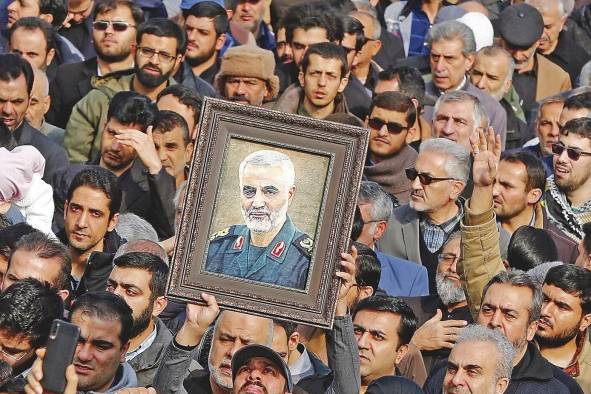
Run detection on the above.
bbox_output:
[0,0,591,392]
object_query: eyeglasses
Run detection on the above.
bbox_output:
[405,168,455,185]
[93,20,136,32]
[137,46,177,63]
[551,143,591,161]
[368,117,408,134]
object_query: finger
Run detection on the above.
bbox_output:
[335,271,352,282]
[426,309,443,322]
[25,369,43,394]
[147,125,153,140]
[478,127,487,152]
[339,258,356,276]
[439,319,468,327]
[442,327,465,336]
[494,133,502,158]
[440,340,456,349]
[64,364,79,394]
[201,292,218,309]
[469,132,480,154]
[350,245,358,260]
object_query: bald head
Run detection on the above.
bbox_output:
[26,68,50,129]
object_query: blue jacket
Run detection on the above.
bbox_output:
[376,250,429,297]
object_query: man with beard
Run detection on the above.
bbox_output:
[401,232,471,373]
[213,45,280,106]
[65,18,183,164]
[545,117,591,242]
[204,150,312,290]
[469,46,532,150]
[61,166,125,295]
[537,264,591,391]
[231,345,294,394]
[47,0,142,129]
[107,252,172,386]
[94,91,176,239]
[180,1,228,86]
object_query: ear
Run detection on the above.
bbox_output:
[298,71,305,87]
[152,296,168,318]
[120,341,130,362]
[46,48,56,67]
[503,78,512,95]
[226,9,234,19]
[185,142,194,165]
[287,332,300,353]
[502,259,510,270]
[215,33,226,51]
[42,92,51,115]
[465,53,475,72]
[287,185,296,203]
[496,377,510,394]
[526,188,543,205]
[63,200,69,219]
[39,13,54,25]
[394,344,409,365]
[57,289,70,302]
[337,76,349,93]
[373,220,387,241]
[370,40,382,56]
[358,285,374,299]
[450,180,466,200]
[406,125,417,143]
[579,312,591,332]
[526,319,537,341]
[107,212,119,232]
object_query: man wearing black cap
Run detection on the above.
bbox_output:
[231,344,294,394]
[497,3,571,121]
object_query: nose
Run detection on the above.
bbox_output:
[377,123,389,136]
[442,118,454,135]
[540,301,552,318]
[410,175,423,190]
[76,211,89,229]
[550,123,560,137]
[318,73,327,86]
[450,258,458,274]
[229,340,243,359]
[357,332,370,349]
[237,81,247,95]
[488,309,503,329]
[157,146,167,162]
[475,75,487,90]
[252,189,265,208]
[76,343,92,362]
[435,57,446,72]
[492,182,501,197]
[247,369,262,382]
[450,369,467,388]
[1,101,14,116]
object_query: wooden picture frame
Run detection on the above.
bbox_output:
[166,97,369,328]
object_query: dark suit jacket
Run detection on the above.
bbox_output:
[13,121,69,183]
[47,57,98,129]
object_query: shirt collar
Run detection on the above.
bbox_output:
[125,323,158,361]
[564,329,588,377]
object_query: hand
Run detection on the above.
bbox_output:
[116,388,157,394]
[410,309,467,351]
[335,245,357,316]
[175,292,220,347]
[114,126,163,175]
[470,127,502,188]
[160,236,176,256]
[24,349,79,394]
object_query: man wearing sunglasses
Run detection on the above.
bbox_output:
[364,92,418,204]
[65,18,184,164]
[47,0,143,129]
[545,117,591,243]
[378,138,470,295]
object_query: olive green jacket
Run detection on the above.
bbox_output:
[64,74,176,163]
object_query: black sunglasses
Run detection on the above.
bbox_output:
[405,168,455,185]
[368,117,408,134]
[551,143,591,161]
[93,20,136,32]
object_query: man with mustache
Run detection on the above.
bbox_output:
[205,149,312,290]
[65,17,183,164]
[213,45,280,107]
[231,345,294,394]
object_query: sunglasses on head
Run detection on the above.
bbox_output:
[368,117,408,134]
[93,20,136,32]
[551,143,591,161]
[405,168,455,185]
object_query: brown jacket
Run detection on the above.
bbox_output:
[535,54,572,102]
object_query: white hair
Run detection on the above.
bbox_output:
[579,60,591,87]
[455,325,515,381]
[419,138,471,183]
[526,0,574,17]
[239,150,295,187]
[115,213,159,242]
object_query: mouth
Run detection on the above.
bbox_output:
[104,151,121,161]
[72,231,88,240]
[445,274,460,282]
[493,198,503,206]
[538,318,553,329]
[555,165,570,176]
[187,42,198,51]
[372,137,390,145]
[143,66,161,76]
[358,354,371,363]
[313,91,327,99]
[411,191,424,199]
[74,363,93,375]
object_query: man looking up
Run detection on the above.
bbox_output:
[61,166,124,295]
[545,117,591,242]
[275,42,349,119]
[537,264,591,390]
[469,46,531,150]
[213,45,280,107]
[47,0,143,129]
[424,20,507,146]
[93,91,176,239]
[0,53,68,183]
[65,18,184,163]
[107,251,171,386]
[151,110,193,188]
[181,1,228,86]
[380,138,470,294]
[231,345,294,394]
[363,92,418,204]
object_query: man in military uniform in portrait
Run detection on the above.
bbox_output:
[205,150,313,290]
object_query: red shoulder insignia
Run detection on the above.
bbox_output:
[233,235,244,250]
[271,241,286,258]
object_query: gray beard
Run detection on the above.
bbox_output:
[436,273,466,305]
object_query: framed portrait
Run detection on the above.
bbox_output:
[166,97,369,328]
